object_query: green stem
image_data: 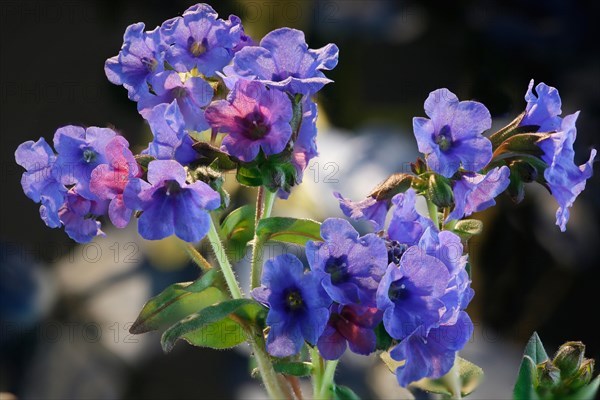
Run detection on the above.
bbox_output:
[310,346,324,399]
[440,354,463,400]
[181,242,212,272]
[426,197,440,229]
[318,360,339,399]
[206,218,243,299]
[250,187,277,289]
[250,331,290,400]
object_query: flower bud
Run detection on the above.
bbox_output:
[568,359,595,390]
[427,174,454,208]
[537,360,561,389]
[553,341,585,379]
[411,157,427,175]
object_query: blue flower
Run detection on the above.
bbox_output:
[389,311,473,387]
[105,23,165,101]
[413,89,492,177]
[317,304,382,360]
[446,166,510,222]
[334,192,389,231]
[160,4,243,76]
[388,189,434,246]
[52,126,116,200]
[124,160,221,242]
[205,79,293,162]
[538,112,596,231]
[306,218,388,306]
[417,228,473,325]
[376,248,449,340]
[138,71,214,132]
[223,28,339,95]
[521,80,562,131]
[15,138,66,228]
[58,190,108,244]
[291,100,319,181]
[143,100,198,165]
[251,254,331,357]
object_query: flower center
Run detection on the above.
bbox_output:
[82,148,97,163]
[386,240,408,265]
[189,39,207,57]
[141,56,158,72]
[165,180,182,196]
[388,278,410,301]
[236,110,270,140]
[285,289,304,311]
[325,255,350,284]
[435,125,453,152]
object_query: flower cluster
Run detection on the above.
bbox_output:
[15,3,338,243]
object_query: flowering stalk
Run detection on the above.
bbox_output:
[250,187,277,289]
[206,218,243,299]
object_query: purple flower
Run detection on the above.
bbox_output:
[161,4,243,76]
[52,126,116,200]
[389,311,473,387]
[124,160,220,242]
[317,304,382,360]
[521,80,562,131]
[138,71,214,132]
[105,23,165,101]
[143,100,198,165]
[376,248,449,340]
[58,190,108,244]
[90,136,141,228]
[334,193,389,231]
[388,189,434,246]
[205,80,293,162]
[223,28,339,95]
[446,166,510,222]
[291,100,319,180]
[15,138,66,228]
[538,112,596,231]
[417,228,473,325]
[306,218,388,306]
[413,89,492,177]
[251,254,331,357]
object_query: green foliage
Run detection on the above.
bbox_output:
[332,385,361,400]
[129,270,227,334]
[220,205,256,261]
[256,217,321,246]
[452,219,483,241]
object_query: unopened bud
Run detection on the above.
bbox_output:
[569,359,595,390]
[553,341,585,379]
[411,157,427,175]
[427,174,454,208]
[537,360,561,389]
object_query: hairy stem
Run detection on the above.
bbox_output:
[310,346,324,399]
[207,219,243,299]
[250,188,277,289]
[318,360,339,399]
[181,242,212,271]
[250,330,291,399]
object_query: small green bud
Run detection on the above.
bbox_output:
[427,174,454,208]
[537,360,561,389]
[568,359,595,390]
[411,157,427,175]
[553,341,585,379]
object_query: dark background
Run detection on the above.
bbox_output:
[1,0,599,398]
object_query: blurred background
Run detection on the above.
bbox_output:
[1,0,599,398]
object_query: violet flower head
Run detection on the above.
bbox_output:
[387,189,434,246]
[105,23,165,101]
[390,311,474,387]
[538,112,596,231]
[317,304,382,360]
[161,4,243,76]
[15,138,66,228]
[334,192,389,231]
[446,166,510,222]
[521,80,562,131]
[413,89,492,177]
[291,100,319,180]
[58,190,108,244]
[205,80,293,162]
[143,100,198,165]
[224,28,339,95]
[251,254,331,357]
[52,126,116,200]
[90,136,141,228]
[376,248,449,340]
[306,218,388,307]
[138,71,214,132]
[124,160,221,242]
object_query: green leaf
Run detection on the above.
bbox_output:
[332,385,361,400]
[161,299,267,352]
[409,357,484,397]
[493,133,548,158]
[237,164,264,187]
[374,322,393,351]
[524,332,549,364]
[452,219,483,240]
[256,217,321,246]
[514,355,540,400]
[565,374,600,400]
[369,173,414,201]
[220,205,256,261]
[192,141,237,171]
[130,270,227,334]
[134,154,155,171]
[273,362,313,377]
